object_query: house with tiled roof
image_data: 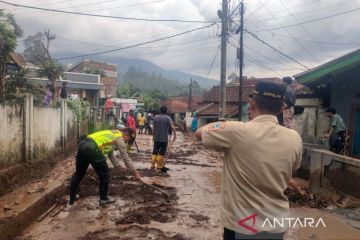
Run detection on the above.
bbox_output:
[161,96,202,125]
[195,77,282,124]
[195,76,318,131]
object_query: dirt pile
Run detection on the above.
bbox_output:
[115,203,177,224]
[285,187,360,209]
[77,169,177,203]
[80,225,189,240]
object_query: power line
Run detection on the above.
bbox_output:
[55,23,216,60]
[17,0,167,18]
[246,0,354,25]
[254,6,360,32]
[0,0,216,24]
[278,0,331,59]
[228,39,305,72]
[230,36,301,70]
[251,0,318,62]
[244,52,282,77]
[56,35,216,50]
[205,45,221,81]
[244,29,310,69]
[261,33,360,46]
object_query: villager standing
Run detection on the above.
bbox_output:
[43,84,53,106]
[104,95,112,115]
[145,113,153,134]
[279,77,296,129]
[324,107,350,155]
[69,129,142,206]
[151,106,176,172]
[196,82,303,240]
[191,112,198,132]
[138,113,145,134]
[126,109,137,151]
[60,82,67,99]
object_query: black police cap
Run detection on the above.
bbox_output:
[253,81,286,101]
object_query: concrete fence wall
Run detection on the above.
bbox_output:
[0,103,24,167]
[0,94,84,169]
[300,146,360,198]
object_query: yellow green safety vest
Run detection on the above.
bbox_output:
[88,130,123,155]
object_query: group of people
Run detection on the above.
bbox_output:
[69,105,176,206]
[68,77,350,240]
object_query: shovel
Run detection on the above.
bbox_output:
[161,140,174,172]
[141,180,170,199]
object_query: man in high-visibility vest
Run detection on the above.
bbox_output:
[69,129,142,206]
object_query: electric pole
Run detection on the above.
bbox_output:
[188,78,192,111]
[238,2,244,121]
[219,0,228,119]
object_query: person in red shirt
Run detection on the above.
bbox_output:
[127,109,136,130]
[126,109,136,151]
[104,96,112,115]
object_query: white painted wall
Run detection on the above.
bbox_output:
[0,104,24,166]
[33,107,62,157]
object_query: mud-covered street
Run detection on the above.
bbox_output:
[8,133,223,240]
[1,133,360,240]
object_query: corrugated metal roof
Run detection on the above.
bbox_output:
[294,49,360,84]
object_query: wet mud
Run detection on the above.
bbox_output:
[77,169,177,203]
[115,203,177,224]
[285,187,360,209]
[79,225,189,240]
[326,167,360,198]
[189,213,209,222]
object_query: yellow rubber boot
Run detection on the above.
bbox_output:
[156,155,164,170]
[151,155,157,169]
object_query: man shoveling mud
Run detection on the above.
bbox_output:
[196,82,303,240]
[69,129,142,206]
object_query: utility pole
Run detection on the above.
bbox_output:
[219,0,228,119]
[188,78,192,111]
[238,2,245,121]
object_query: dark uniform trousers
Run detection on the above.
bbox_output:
[152,141,168,156]
[224,228,285,240]
[69,139,110,201]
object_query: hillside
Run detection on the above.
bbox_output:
[97,56,218,89]
[119,66,204,97]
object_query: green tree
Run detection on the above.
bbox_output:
[23,30,63,102]
[84,67,105,77]
[5,68,44,103]
[117,83,139,98]
[0,10,23,100]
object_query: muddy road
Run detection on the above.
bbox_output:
[15,134,224,240]
[2,133,360,239]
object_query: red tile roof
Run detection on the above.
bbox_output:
[202,85,255,103]
[161,99,188,113]
[197,103,239,117]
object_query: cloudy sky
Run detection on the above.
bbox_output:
[2,0,360,80]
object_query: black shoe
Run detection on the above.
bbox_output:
[68,194,80,205]
[99,197,115,206]
[160,167,169,173]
